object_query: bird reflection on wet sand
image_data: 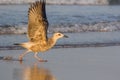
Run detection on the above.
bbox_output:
[13,64,56,80]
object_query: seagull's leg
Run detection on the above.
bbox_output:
[34,52,47,62]
[19,50,30,61]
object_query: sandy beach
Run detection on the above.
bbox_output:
[0,46,120,80]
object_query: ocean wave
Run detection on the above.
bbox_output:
[0,25,27,34]
[50,21,120,32]
[0,21,120,34]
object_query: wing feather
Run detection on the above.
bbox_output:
[28,0,48,43]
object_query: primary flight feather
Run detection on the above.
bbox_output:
[28,0,48,42]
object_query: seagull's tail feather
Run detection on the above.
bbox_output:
[14,42,33,50]
[14,43,21,45]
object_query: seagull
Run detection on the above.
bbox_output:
[15,0,68,62]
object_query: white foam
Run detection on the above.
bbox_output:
[0,21,120,34]
[0,25,27,34]
[49,21,120,33]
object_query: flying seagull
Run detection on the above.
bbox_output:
[15,0,68,62]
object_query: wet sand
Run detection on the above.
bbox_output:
[0,46,120,80]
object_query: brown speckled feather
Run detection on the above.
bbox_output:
[28,0,48,43]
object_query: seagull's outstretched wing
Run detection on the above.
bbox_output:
[28,0,48,43]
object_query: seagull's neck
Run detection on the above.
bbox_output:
[47,36,58,48]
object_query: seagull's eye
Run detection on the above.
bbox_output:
[58,34,61,36]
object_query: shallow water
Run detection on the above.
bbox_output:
[0,32,120,49]
[0,47,120,80]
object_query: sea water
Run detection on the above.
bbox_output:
[0,4,120,48]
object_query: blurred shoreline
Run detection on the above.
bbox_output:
[1,42,120,50]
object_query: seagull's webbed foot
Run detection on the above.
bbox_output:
[34,52,47,62]
[19,55,23,61]
[19,50,30,61]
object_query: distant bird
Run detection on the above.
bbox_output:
[15,0,68,62]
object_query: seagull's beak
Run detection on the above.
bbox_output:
[64,35,69,38]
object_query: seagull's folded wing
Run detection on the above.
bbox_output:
[28,0,48,44]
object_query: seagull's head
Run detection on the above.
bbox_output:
[53,32,68,40]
